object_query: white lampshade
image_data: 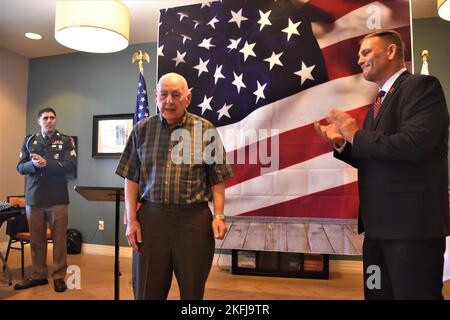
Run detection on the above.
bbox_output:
[438,0,450,21]
[55,0,130,53]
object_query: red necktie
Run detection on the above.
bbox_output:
[373,90,386,119]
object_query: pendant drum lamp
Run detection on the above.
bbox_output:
[55,0,130,53]
[438,0,450,21]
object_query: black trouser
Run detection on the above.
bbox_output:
[363,237,446,300]
[132,202,215,300]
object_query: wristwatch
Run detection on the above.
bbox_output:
[214,214,225,221]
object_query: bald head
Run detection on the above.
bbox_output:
[157,73,189,92]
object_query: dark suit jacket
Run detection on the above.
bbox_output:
[335,71,449,239]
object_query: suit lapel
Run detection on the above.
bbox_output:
[372,71,410,129]
[363,104,374,129]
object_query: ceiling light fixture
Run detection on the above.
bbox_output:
[54,0,130,53]
[438,0,450,21]
[25,32,43,40]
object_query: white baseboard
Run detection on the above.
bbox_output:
[81,244,233,264]
[1,241,362,274]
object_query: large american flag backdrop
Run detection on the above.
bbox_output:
[157,0,412,219]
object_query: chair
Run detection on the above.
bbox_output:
[4,195,52,278]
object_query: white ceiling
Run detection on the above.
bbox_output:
[0,0,440,58]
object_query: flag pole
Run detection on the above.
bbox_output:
[126,50,150,225]
[420,49,429,63]
[132,49,150,74]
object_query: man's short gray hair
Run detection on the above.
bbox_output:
[157,73,189,92]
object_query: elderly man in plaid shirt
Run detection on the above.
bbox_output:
[116,73,233,300]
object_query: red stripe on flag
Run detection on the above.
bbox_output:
[322,26,413,81]
[322,38,361,80]
[225,105,369,188]
[238,181,359,219]
[305,0,373,21]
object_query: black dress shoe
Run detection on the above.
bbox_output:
[54,278,67,292]
[14,277,48,290]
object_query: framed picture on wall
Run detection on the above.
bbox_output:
[92,114,134,159]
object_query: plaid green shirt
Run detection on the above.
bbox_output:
[115,112,233,205]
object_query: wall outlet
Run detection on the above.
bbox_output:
[98,220,104,231]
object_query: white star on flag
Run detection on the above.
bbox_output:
[239,41,256,62]
[157,45,164,57]
[178,12,189,22]
[282,18,301,41]
[228,9,248,28]
[257,10,272,31]
[156,0,413,224]
[294,61,316,85]
[198,95,213,115]
[207,16,220,29]
[172,50,186,67]
[264,51,283,70]
[193,58,209,77]
[253,80,267,103]
[181,34,192,44]
[213,65,226,84]
[200,2,211,8]
[227,38,241,52]
[198,38,216,50]
[217,102,233,120]
[232,72,246,93]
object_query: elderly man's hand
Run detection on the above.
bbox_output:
[313,121,345,146]
[326,109,360,144]
[126,219,142,252]
[212,219,227,240]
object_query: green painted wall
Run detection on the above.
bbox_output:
[412,18,450,105]
[412,17,450,180]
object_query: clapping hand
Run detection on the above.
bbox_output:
[326,109,360,144]
[313,120,345,146]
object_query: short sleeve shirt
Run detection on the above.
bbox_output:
[115,112,233,205]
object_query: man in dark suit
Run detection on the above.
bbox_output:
[315,30,449,299]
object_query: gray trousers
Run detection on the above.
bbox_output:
[132,202,215,300]
[26,205,68,280]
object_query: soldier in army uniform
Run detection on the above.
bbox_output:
[14,107,76,293]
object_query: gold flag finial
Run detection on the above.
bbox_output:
[421,50,429,63]
[420,50,430,75]
[132,49,150,74]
